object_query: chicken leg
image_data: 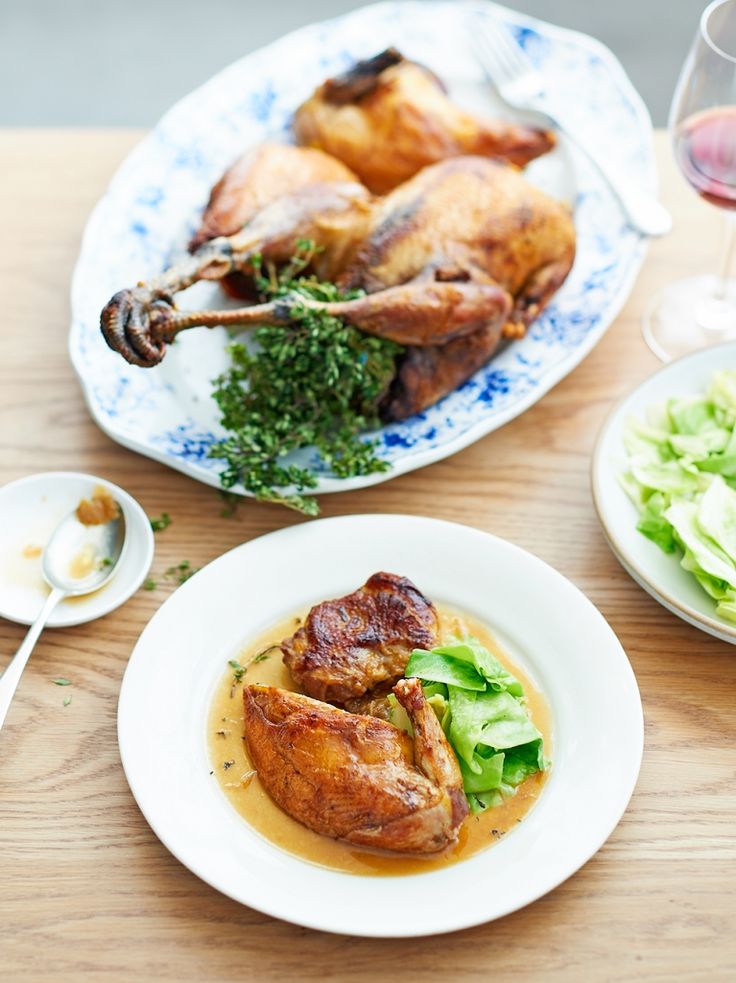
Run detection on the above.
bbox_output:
[242,677,468,853]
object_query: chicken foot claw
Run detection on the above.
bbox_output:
[100,239,240,366]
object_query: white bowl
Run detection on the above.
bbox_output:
[0,471,154,627]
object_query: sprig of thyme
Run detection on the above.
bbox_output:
[208,241,401,515]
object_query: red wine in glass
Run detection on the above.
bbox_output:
[674,106,736,209]
[643,0,736,361]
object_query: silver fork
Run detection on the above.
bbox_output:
[472,17,672,238]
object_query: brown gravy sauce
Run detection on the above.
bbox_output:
[207,605,552,876]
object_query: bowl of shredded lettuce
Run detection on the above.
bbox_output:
[593,342,736,642]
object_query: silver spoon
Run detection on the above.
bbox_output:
[0,505,126,731]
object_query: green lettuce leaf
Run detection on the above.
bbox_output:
[630,459,701,495]
[695,475,736,563]
[636,492,677,553]
[432,637,523,696]
[404,649,486,691]
[665,500,736,584]
[459,751,505,793]
[401,639,547,805]
[502,739,546,786]
[667,395,719,435]
[708,369,736,425]
[448,687,541,772]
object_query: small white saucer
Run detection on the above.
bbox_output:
[0,472,154,627]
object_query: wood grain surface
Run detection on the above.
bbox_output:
[1,131,735,982]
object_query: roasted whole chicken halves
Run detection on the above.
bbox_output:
[101,149,575,417]
[243,677,468,853]
[293,48,555,193]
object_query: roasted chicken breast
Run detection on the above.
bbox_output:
[242,677,468,853]
[281,571,439,703]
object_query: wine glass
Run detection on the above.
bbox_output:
[643,0,736,360]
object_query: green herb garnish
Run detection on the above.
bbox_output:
[143,578,157,591]
[164,560,198,585]
[149,513,172,532]
[218,490,240,518]
[63,695,72,707]
[228,659,247,683]
[208,241,401,515]
[52,678,71,686]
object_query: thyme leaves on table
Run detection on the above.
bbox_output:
[208,241,401,515]
[164,560,198,585]
[141,561,200,594]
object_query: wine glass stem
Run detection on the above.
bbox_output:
[717,213,736,300]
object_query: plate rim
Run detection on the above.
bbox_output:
[591,339,736,644]
[68,0,653,498]
[117,513,643,935]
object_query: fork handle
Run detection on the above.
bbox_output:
[555,117,672,237]
[0,586,66,733]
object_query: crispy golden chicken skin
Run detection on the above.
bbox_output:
[341,156,576,328]
[281,572,439,704]
[189,142,358,250]
[293,48,555,193]
[242,677,468,853]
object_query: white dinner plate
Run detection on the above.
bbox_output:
[117,514,643,936]
[593,342,736,645]
[70,0,655,499]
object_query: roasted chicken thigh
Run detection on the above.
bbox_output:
[293,48,555,193]
[281,571,438,704]
[242,677,468,853]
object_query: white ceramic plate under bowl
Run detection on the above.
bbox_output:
[0,472,154,628]
[70,0,655,499]
[592,341,736,645]
[117,514,642,936]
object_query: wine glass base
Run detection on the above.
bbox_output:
[643,275,736,361]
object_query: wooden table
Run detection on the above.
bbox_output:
[1,131,735,981]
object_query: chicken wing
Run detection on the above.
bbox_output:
[281,572,438,704]
[189,142,359,250]
[294,48,555,193]
[242,677,468,853]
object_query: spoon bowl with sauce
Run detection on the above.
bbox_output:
[0,473,154,732]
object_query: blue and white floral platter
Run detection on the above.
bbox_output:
[69,0,655,496]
